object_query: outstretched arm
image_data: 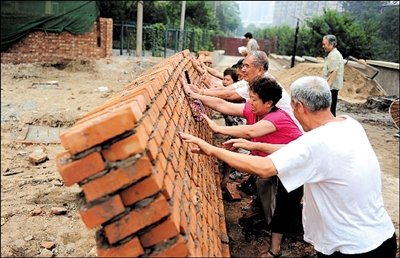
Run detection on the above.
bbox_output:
[223,138,285,154]
[183,82,244,116]
[179,132,277,178]
[204,65,223,80]
[203,114,276,138]
[201,87,244,102]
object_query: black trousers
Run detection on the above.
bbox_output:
[270,179,303,234]
[331,89,339,117]
[316,233,397,258]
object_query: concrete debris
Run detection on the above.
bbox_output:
[41,241,56,250]
[28,148,48,165]
[24,235,34,241]
[31,207,43,216]
[50,207,67,215]
[39,248,54,257]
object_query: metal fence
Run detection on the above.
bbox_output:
[113,23,213,58]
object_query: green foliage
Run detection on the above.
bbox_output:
[341,1,389,21]
[98,1,241,53]
[302,10,374,59]
[254,8,399,63]
[150,23,166,57]
[98,1,167,24]
[215,1,241,35]
[374,6,399,62]
[254,26,295,55]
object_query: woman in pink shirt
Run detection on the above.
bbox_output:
[184,76,303,257]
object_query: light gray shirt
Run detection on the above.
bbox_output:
[323,48,344,90]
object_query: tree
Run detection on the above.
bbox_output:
[341,1,389,21]
[215,1,241,35]
[98,1,167,24]
[374,5,399,62]
[254,26,294,55]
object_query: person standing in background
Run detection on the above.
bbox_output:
[322,34,344,116]
[245,32,259,52]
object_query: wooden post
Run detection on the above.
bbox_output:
[136,1,143,57]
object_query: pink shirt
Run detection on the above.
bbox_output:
[243,102,302,157]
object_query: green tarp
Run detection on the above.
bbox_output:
[1,1,99,52]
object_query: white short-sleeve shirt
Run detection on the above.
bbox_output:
[269,116,395,255]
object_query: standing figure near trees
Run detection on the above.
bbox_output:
[245,32,259,52]
[322,34,344,117]
[240,32,260,56]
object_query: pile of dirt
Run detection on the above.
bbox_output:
[272,63,383,103]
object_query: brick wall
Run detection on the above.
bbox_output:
[55,49,230,257]
[1,18,113,64]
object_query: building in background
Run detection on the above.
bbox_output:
[273,1,343,27]
[236,1,275,28]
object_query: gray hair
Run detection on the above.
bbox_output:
[248,50,269,71]
[290,76,332,112]
[323,34,337,47]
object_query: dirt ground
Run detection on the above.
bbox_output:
[1,55,399,257]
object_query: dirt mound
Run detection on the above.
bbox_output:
[273,63,383,103]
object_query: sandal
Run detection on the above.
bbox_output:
[261,249,282,257]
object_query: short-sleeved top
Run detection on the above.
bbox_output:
[247,38,259,52]
[233,73,304,132]
[323,48,344,90]
[242,102,302,157]
[269,115,395,255]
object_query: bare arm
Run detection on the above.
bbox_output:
[223,138,286,154]
[202,87,244,102]
[183,83,244,116]
[203,116,276,138]
[204,66,223,80]
[179,132,277,178]
[327,70,337,88]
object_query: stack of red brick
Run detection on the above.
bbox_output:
[1,18,113,64]
[55,49,230,257]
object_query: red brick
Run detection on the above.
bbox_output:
[153,130,163,146]
[161,174,174,200]
[180,211,188,235]
[221,243,230,257]
[141,115,154,135]
[225,182,242,200]
[97,236,144,257]
[120,175,162,206]
[60,107,138,155]
[102,125,148,161]
[157,116,167,136]
[80,195,125,229]
[82,156,152,202]
[76,99,143,126]
[187,235,196,257]
[147,138,158,161]
[149,236,188,257]
[139,216,179,248]
[56,152,105,186]
[104,195,170,244]
[133,95,147,112]
[161,136,172,158]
